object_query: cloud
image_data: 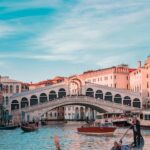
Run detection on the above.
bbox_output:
[30,0,150,56]
[0,22,15,38]
[1,0,150,68]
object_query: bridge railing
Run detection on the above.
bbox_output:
[10,82,67,99]
[11,96,141,115]
[85,82,141,97]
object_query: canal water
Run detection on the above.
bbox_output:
[0,124,150,150]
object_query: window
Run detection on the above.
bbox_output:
[147,82,149,89]
[104,77,108,80]
[114,75,116,79]
[93,79,96,82]
[10,85,13,93]
[147,74,149,78]
[5,85,8,93]
[16,85,19,93]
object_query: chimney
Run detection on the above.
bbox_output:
[138,61,141,68]
[147,56,150,64]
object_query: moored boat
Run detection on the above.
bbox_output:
[77,122,116,136]
[0,125,18,130]
[112,117,131,127]
[20,123,38,132]
[128,110,150,130]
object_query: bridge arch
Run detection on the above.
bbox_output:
[58,88,66,98]
[86,88,94,97]
[21,97,28,108]
[41,103,107,118]
[123,96,131,106]
[49,90,57,101]
[114,94,122,104]
[11,100,19,110]
[30,95,38,106]
[95,90,103,99]
[105,92,112,102]
[39,93,48,103]
[133,98,141,108]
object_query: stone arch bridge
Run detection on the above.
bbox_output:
[7,82,142,121]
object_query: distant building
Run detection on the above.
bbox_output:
[3,56,150,120]
[29,76,65,90]
[0,76,29,107]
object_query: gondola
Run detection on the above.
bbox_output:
[111,136,144,150]
[0,125,18,130]
[20,124,38,132]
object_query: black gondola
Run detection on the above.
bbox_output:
[0,125,18,130]
[111,136,144,150]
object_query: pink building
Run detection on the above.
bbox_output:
[129,56,150,108]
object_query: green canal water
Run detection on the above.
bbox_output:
[0,124,150,150]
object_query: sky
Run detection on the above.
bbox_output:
[0,0,150,83]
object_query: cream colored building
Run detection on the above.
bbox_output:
[0,76,29,107]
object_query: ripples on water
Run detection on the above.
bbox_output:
[0,124,150,150]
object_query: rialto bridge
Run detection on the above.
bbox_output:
[7,82,142,121]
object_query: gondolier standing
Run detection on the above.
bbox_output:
[132,117,141,147]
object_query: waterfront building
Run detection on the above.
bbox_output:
[29,76,65,90]
[64,105,96,121]
[4,56,150,122]
[0,76,29,107]
[130,56,150,108]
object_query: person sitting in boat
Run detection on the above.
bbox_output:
[131,117,141,147]
[111,141,121,150]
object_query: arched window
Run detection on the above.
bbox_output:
[86,88,94,97]
[114,94,122,104]
[95,90,103,99]
[10,85,13,93]
[21,97,28,108]
[49,90,57,101]
[105,92,112,102]
[39,93,47,103]
[5,85,8,93]
[58,88,66,98]
[133,98,141,108]
[123,96,131,106]
[30,95,38,106]
[16,85,19,93]
[11,100,19,110]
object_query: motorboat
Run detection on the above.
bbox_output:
[77,122,116,136]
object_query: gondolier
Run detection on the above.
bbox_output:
[131,117,141,147]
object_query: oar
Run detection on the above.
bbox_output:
[54,135,61,150]
[119,126,132,142]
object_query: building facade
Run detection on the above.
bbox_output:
[130,56,150,108]
[3,56,150,121]
[0,76,29,107]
